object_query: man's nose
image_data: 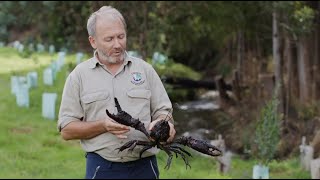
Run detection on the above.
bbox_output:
[113,38,121,48]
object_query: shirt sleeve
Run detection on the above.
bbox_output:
[57,72,84,132]
[147,66,174,124]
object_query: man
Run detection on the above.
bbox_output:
[57,6,176,179]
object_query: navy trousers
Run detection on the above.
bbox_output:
[85,152,159,179]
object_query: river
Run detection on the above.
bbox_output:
[171,90,233,141]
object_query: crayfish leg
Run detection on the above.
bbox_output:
[161,148,173,170]
[139,145,154,158]
[116,140,138,152]
[167,146,191,170]
[169,144,192,157]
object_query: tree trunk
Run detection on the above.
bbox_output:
[272,9,285,114]
[215,75,233,108]
[237,30,244,83]
[289,40,299,101]
[256,33,262,60]
[311,28,318,102]
[232,70,241,101]
[297,36,312,104]
[312,1,320,100]
[283,34,292,126]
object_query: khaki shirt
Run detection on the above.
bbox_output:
[58,51,173,162]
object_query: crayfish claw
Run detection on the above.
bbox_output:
[114,98,121,111]
[209,147,223,156]
[106,98,150,138]
[174,136,223,157]
[105,109,114,119]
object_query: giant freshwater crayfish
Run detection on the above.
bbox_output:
[106,97,222,170]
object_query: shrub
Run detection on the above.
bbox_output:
[253,86,281,165]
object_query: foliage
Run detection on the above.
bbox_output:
[216,63,232,77]
[151,58,202,80]
[253,87,281,166]
[1,1,318,78]
[165,84,197,102]
[0,1,275,73]
[297,101,320,121]
[278,1,316,39]
[2,1,317,80]
[292,3,316,35]
[148,58,201,102]
[159,1,272,72]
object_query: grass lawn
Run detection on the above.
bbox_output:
[0,47,311,178]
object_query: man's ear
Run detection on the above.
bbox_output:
[88,36,97,49]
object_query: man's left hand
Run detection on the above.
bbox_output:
[148,118,176,143]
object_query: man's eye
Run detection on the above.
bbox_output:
[105,38,112,42]
[119,35,125,39]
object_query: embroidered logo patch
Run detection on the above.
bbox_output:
[131,72,145,85]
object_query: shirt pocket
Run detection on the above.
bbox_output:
[81,91,110,121]
[126,89,151,120]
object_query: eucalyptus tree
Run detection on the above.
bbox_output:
[271,1,317,109]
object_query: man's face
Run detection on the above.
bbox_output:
[89,15,127,64]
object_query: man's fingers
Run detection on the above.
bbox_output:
[167,130,175,142]
[148,121,156,131]
[170,128,176,137]
[109,129,129,139]
[109,121,130,130]
[116,125,130,130]
[148,119,162,130]
[111,129,130,135]
[104,118,130,138]
[167,122,176,143]
[106,117,130,129]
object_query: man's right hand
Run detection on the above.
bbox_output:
[104,117,130,139]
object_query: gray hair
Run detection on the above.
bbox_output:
[87,6,127,37]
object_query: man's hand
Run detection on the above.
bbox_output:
[104,116,130,139]
[148,118,176,143]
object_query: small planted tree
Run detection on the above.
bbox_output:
[252,86,281,179]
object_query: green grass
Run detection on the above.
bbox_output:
[0,47,311,178]
[0,47,85,178]
[157,151,310,179]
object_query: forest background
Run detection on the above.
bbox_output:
[1,1,320,164]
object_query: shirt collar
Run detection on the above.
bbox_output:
[89,50,132,69]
